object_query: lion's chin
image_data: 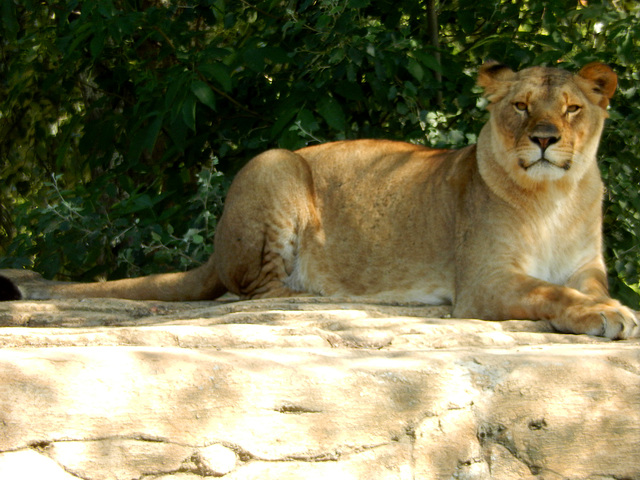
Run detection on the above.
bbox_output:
[516,157,571,182]
[518,156,572,170]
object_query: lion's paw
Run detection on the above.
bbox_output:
[560,301,640,339]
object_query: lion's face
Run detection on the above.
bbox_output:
[477,62,617,188]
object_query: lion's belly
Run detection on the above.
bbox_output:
[286,259,454,304]
[285,229,455,304]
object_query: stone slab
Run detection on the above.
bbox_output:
[0,298,638,479]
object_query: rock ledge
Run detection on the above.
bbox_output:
[0,298,638,479]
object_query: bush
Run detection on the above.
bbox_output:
[1,0,639,306]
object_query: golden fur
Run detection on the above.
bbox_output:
[2,62,638,339]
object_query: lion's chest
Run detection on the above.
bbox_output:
[519,207,597,285]
[526,247,580,286]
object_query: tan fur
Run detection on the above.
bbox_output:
[1,62,638,339]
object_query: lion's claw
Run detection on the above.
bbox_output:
[589,306,639,339]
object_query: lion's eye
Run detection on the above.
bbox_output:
[514,102,528,112]
[566,104,581,114]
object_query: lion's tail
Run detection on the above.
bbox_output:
[0,258,228,302]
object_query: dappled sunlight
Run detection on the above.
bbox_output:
[0,295,638,477]
[4,300,63,327]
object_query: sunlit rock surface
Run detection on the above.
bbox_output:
[0,297,639,479]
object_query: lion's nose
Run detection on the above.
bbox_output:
[529,123,560,151]
[530,135,559,151]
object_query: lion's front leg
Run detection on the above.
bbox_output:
[557,259,640,338]
[517,282,638,338]
[454,274,639,339]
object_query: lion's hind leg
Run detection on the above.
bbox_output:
[212,149,319,300]
[232,220,305,299]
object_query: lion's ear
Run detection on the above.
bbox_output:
[577,62,617,108]
[477,61,516,103]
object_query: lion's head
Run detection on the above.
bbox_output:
[476,61,617,192]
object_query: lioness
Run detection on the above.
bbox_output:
[1,61,638,339]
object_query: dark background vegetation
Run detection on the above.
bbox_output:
[1,0,639,306]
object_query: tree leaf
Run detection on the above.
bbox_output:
[317,96,346,131]
[199,63,233,92]
[190,80,216,111]
[90,29,106,59]
[182,94,197,131]
[414,51,443,75]
[1,1,19,40]
[407,58,424,82]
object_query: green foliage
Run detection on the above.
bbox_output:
[3,161,224,281]
[1,0,639,306]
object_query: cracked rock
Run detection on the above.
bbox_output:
[0,449,83,479]
[194,444,238,476]
[44,439,194,480]
[0,297,639,479]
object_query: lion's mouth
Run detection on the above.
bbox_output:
[518,158,572,171]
